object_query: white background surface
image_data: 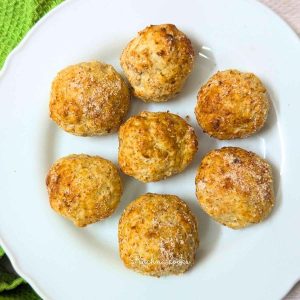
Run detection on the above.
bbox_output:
[0,0,300,299]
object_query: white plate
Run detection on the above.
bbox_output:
[0,0,299,299]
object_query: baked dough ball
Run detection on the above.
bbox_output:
[50,61,130,136]
[120,24,194,102]
[46,154,122,227]
[195,70,269,139]
[195,147,274,229]
[119,193,199,277]
[118,111,198,182]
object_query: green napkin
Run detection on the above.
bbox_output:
[0,247,40,299]
[0,0,63,68]
[0,1,64,298]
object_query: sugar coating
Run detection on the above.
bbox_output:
[46,154,122,227]
[121,24,194,102]
[118,193,199,276]
[195,147,275,229]
[50,61,130,136]
[195,70,269,140]
[118,111,198,182]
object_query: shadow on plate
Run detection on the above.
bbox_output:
[188,200,221,265]
[67,223,120,269]
[112,173,147,220]
[43,122,57,170]
[256,93,279,137]
[182,36,216,99]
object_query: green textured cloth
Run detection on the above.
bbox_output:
[0,285,41,300]
[0,0,64,68]
[0,248,40,299]
[0,1,64,297]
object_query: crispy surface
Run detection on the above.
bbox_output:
[46,154,122,227]
[118,193,199,277]
[50,61,130,136]
[118,111,198,182]
[195,70,269,139]
[120,24,194,102]
[195,147,274,229]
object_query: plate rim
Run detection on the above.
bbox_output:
[0,2,74,298]
[0,0,299,299]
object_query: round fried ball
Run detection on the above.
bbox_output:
[118,111,198,182]
[119,193,199,277]
[195,147,274,229]
[195,70,269,139]
[46,154,122,227]
[50,61,130,136]
[120,24,194,102]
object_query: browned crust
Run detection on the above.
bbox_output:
[195,147,275,229]
[118,193,199,276]
[46,154,122,227]
[118,111,198,182]
[195,70,269,140]
[50,61,130,136]
[120,24,194,102]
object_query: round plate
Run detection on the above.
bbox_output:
[0,0,299,299]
